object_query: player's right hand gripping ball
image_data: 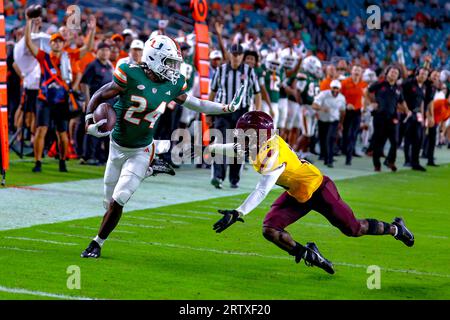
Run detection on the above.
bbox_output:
[86,103,116,138]
[213,210,244,233]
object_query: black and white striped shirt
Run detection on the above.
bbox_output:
[210,63,261,108]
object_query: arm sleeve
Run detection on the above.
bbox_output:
[236,164,285,215]
[182,94,232,114]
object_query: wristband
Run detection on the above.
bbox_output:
[85,113,94,124]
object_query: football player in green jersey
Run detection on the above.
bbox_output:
[81,35,244,258]
[295,55,322,159]
[279,47,301,142]
[179,41,198,128]
[260,52,284,128]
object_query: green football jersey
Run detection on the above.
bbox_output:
[180,61,195,92]
[260,65,284,103]
[280,69,296,99]
[297,72,320,105]
[112,63,187,148]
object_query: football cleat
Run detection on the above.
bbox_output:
[392,217,415,247]
[301,242,335,274]
[81,240,101,258]
[211,178,223,189]
[150,158,176,176]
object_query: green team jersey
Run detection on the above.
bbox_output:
[296,72,320,105]
[112,63,187,148]
[280,69,296,99]
[180,61,195,92]
[259,65,285,103]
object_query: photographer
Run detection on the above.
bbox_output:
[24,13,74,172]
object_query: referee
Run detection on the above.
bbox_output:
[208,43,262,189]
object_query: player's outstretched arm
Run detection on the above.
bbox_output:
[213,164,285,233]
[174,85,245,115]
[85,81,124,137]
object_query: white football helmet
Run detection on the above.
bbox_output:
[363,68,378,84]
[265,52,281,72]
[143,35,183,85]
[280,47,298,69]
[301,55,323,79]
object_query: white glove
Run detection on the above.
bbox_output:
[86,118,111,138]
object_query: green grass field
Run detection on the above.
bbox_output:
[0,158,449,300]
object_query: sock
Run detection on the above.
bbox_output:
[93,235,105,247]
[289,242,306,263]
[392,225,398,237]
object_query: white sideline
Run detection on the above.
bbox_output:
[36,230,450,279]
[0,285,97,300]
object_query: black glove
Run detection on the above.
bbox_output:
[213,209,244,233]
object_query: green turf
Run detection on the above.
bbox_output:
[3,154,104,186]
[0,165,449,300]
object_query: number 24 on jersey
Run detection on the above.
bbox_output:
[124,95,166,128]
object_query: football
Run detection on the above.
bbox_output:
[93,102,116,132]
[26,5,43,19]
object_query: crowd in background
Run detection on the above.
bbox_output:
[3,0,450,185]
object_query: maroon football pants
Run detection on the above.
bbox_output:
[263,176,361,237]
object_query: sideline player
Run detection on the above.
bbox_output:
[295,56,322,159]
[81,35,244,258]
[210,111,415,274]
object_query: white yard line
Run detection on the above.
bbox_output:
[3,236,78,246]
[0,246,42,253]
[150,212,213,220]
[36,230,450,279]
[0,285,97,300]
[68,225,136,234]
[126,216,189,224]
[119,223,165,229]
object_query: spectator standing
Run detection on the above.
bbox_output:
[340,65,367,165]
[422,70,441,166]
[313,80,346,167]
[115,39,144,68]
[79,42,114,165]
[365,66,409,172]
[402,67,429,171]
[320,64,337,91]
[209,50,223,80]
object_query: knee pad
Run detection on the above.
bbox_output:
[112,171,142,207]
